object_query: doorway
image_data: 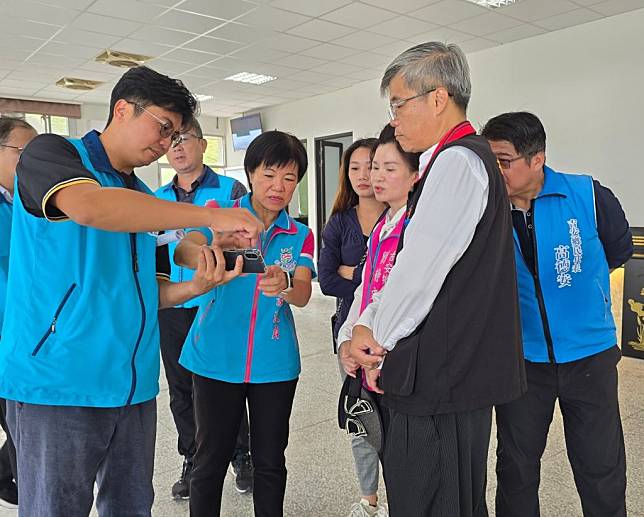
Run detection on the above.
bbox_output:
[314,132,353,254]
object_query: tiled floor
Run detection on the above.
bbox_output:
[1,283,643,516]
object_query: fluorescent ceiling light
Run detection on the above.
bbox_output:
[195,94,214,102]
[465,0,518,7]
[224,72,277,85]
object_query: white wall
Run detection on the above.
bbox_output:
[76,103,226,190]
[234,8,644,238]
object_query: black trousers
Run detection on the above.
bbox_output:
[495,345,626,517]
[159,307,249,459]
[190,375,298,517]
[382,405,492,517]
[0,398,17,488]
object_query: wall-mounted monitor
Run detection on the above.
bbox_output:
[230,113,262,151]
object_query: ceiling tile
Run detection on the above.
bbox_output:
[229,46,290,64]
[312,61,359,76]
[265,77,310,90]
[589,0,644,16]
[268,0,352,17]
[371,39,417,58]
[367,16,440,38]
[235,6,311,31]
[36,0,95,9]
[321,3,398,29]
[0,1,79,26]
[361,0,442,13]
[0,35,48,52]
[339,51,391,68]
[533,8,604,30]
[183,35,244,55]
[498,0,579,22]
[286,19,354,41]
[176,0,258,20]
[163,48,221,65]
[156,10,225,34]
[54,28,122,48]
[88,0,167,23]
[26,53,87,69]
[300,43,359,60]
[0,85,43,97]
[406,26,474,44]
[111,38,174,58]
[37,41,104,60]
[0,17,62,39]
[148,58,199,75]
[0,78,50,90]
[486,23,547,43]
[321,75,360,88]
[65,68,124,82]
[451,12,521,37]
[411,0,488,25]
[71,13,144,37]
[180,65,232,80]
[345,68,381,81]
[208,22,273,43]
[260,33,320,53]
[75,61,133,76]
[288,69,329,83]
[569,0,604,5]
[459,37,498,54]
[331,31,398,51]
[128,26,196,47]
[276,54,329,70]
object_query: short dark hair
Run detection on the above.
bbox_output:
[376,123,421,172]
[330,138,379,217]
[244,130,307,187]
[107,66,198,127]
[184,117,203,138]
[0,117,35,144]
[481,111,546,158]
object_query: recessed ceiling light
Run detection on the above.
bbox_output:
[95,49,153,68]
[195,94,214,102]
[224,72,277,85]
[465,0,519,8]
[56,77,104,91]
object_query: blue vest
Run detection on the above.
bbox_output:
[0,195,11,335]
[0,139,161,407]
[155,167,239,308]
[515,167,616,363]
[179,194,317,384]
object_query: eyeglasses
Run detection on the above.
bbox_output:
[497,156,525,170]
[388,87,452,120]
[173,133,202,147]
[0,143,25,154]
[128,102,182,147]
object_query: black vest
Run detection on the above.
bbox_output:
[379,134,526,416]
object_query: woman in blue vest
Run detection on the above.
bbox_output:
[175,130,315,517]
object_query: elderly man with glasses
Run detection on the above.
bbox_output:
[155,117,251,500]
[346,42,526,517]
[482,111,632,517]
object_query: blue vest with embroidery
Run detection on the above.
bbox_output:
[515,166,616,363]
[155,167,239,308]
[0,195,12,335]
[0,139,161,407]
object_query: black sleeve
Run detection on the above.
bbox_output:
[155,235,171,281]
[16,134,99,220]
[593,179,633,268]
[230,180,248,200]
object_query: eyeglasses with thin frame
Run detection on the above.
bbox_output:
[0,143,25,154]
[173,132,203,147]
[127,101,182,147]
[388,87,453,120]
[497,156,525,170]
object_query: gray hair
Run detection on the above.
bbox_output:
[380,42,471,112]
[184,116,203,138]
[0,117,35,145]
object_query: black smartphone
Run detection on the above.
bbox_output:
[222,248,266,274]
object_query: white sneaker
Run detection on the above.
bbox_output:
[348,498,389,517]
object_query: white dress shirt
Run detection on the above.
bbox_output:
[355,144,490,351]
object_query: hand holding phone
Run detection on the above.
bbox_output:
[223,248,266,274]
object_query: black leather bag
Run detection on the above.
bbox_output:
[338,368,384,454]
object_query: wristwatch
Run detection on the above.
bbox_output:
[281,270,294,296]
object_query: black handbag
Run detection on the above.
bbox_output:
[338,368,384,454]
[331,299,343,354]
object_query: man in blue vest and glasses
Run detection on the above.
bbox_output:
[156,117,253,498]
[482,111,633,517]
[0,66,262,517]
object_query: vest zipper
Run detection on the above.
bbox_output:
[31,283,77,356]
[527,202,556,363]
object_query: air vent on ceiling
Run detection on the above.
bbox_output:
[56,77,104,91]
[95,49,153,68]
